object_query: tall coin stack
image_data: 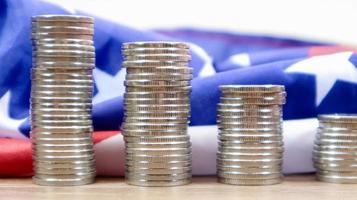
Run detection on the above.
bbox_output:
[314,114,357,184]
[217,85,286,185]
[122,42,193,187]
[31,15,96,186]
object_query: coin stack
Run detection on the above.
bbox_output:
[121,42,193,187]
[30,15,96,186]
[314,114,357,184]
[217,85,286,185]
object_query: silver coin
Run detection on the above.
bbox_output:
[124,110,190,118]
[32,15,94,23]
[314,162,357,172]
[218,123,282,130]
[124,111,190,118]
[319,123,357,130]
[319,114,357,123]
[126,141,191,148]
[122,42,189,49]
[122,123,188,131]
[33,49,95,57]
[220,97,285,105]
[124,54,191,62]
[35,159,95,166]
[33,61,95,69]
[32,141,93,148]
[220,85,285,94]
[218,177,282,185]
[33,38,93,45]
[315,138,357,146]
[316,133,357,140]
[126,160,191,168]
[31,125,93,132]
[33,148,94,156]
[125,166,191,175]
[218,126,282,132]
[126,66,192,74]
[32,26,93,35]
[221,91,286,98]
[217,107,282,116]
[31,32,93,40]
[32,23,93,32]
[126,86,191,93]
[217,114,281,122]
[122,60,188,68]
[126,73,192,81]
[218,170,282,179]
[125,172,191,181]
[126,153,191,162]
[122,129,188,137]
[31,104,92,111]
[219,133,282,141]
[124,104,190,111]
[126,147,191,155]
[125,91,190,99]
[34,166,95,176]
[123,47,189,55]
[314,144,357,152]
[217,151,282,160]
[33,152,94,161]
[217,163,281,171]
[124,98,190,105]
[33,48,94,56]
[124,80,190,87]
[218,146,284,153]
[32,76,93,83]
[33,175,95,186]
[32,137,92,145]
[217,157,283,165]
[125,177,191,187]
[124,135,190,143]
[313,151,357,160]
[316,173,357,184]
[33,56,95,63]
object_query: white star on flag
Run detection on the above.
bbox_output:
[0,91,27,139]
[93,67,126,105]
[285,52,357,106]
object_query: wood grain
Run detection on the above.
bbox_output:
[0,175,356,200]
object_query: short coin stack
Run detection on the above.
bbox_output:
[217,85,286,185]
[314,114,357,184]
[121,42,193,187]
[31,15,96,186]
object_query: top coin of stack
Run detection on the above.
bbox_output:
[31,15,96,186]
[122,42,193,187]
[314,114,357,184]
[217,85,286,185]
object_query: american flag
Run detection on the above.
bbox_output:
[1,0,357,177]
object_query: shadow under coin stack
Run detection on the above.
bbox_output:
[314,114,357,184]
[217,85,286,185]
[31,15,96,186]
[122,42,193,186]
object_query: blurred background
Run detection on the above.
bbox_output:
[46,0,357,45]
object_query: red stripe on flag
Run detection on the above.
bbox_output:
[0,131,120,177]
[309,46,357,57]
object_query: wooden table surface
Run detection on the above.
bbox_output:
[0,175,356,200]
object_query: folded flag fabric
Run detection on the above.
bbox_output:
[1,0,357,177]
[1,0,357,139]
[0,119,318,177]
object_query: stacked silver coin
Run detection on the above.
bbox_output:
[31,15,96,186]
[217,85,286,185]
[314,114,357,184]
[122,42,192,187]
